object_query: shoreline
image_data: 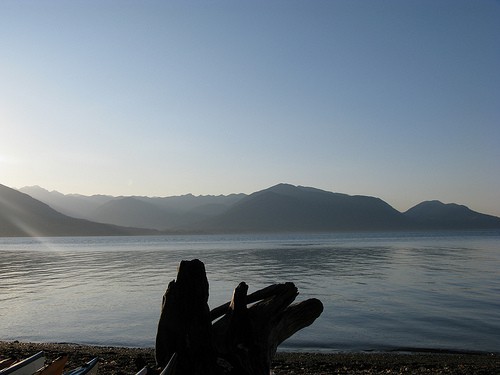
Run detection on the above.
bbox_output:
[1,341,499,374]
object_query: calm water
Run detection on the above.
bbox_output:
[1,232,499,353]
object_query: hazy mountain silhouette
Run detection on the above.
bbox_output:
[10,183,500,236]
[19,185,114,219]
[191,183,414,233]
[20,186,245,231]
[91,196,194,230]
[404,200,500,230]
[0,184,157,237]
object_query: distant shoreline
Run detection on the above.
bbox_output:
[1,341,499,374]
[2,227,500,238]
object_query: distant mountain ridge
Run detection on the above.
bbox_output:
[2,183,499,237]
[0,184,157,237]
[194,184,413,232]
[19,185,246,231]
[404,200,500,230]
[19,185,114,219]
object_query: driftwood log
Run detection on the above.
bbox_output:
[155,259,323,374]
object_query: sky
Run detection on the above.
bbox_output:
[1,0,499,216]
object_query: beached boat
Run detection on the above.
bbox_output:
[0,360,16,370]
[34,355,68,375]
[0,359,16,371]
[64,358,98,375]
[159,353,177,375]
[0,351,45,375]
[134,367,148,375]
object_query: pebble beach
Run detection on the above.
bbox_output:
[1,341,499,375]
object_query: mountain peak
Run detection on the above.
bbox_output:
[264,183,331,196]
[265,183,300,194]
[405,200,469,216]
[405,200,500,230]
[20,185,65,197]
[203,183,410,233]
[20,185,50,193]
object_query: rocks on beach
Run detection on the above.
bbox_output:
[1,341,499,375]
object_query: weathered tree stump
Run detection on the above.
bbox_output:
[155,259,218,373]
[155,259,323,375]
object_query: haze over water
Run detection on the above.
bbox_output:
[1,231,499,353]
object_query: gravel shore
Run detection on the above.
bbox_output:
[1,341,498,374]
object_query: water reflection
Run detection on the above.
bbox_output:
[1,232,499,352]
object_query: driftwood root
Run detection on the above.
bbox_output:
[155,259,323,375]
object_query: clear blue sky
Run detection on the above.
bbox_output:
[1,0,499,216]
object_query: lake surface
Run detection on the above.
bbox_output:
[1,231,499,353]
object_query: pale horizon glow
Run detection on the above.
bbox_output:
[1,1,499,216]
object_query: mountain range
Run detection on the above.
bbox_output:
[0,184,157,237]
[1,183,499,237]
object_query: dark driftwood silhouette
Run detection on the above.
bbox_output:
[155,259,323,374]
